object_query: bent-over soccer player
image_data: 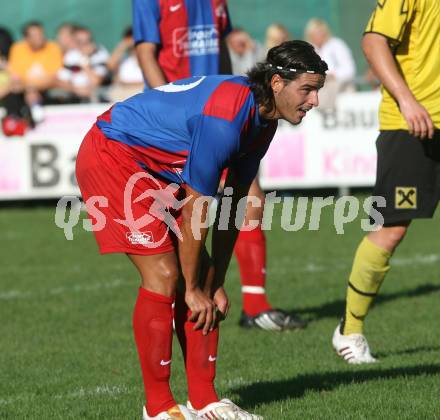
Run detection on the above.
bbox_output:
[76,40,327,420]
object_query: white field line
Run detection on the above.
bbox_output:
[0,279,126,301]
[0,378,249,406]
[55,384,133,399]
[0,384,132,406]
[219,376,249,388]
[270,253,440,274]
[1,254,439,300]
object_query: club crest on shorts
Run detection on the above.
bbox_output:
[126,231,154,245]
[395,187,417,209]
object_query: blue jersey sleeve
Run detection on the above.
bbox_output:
[132,0,161,44]
[182,115,240,196]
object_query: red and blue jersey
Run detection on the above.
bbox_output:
[96,75,277,196]
[132,0,231,81]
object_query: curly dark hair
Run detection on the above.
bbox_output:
[247,40,328,114]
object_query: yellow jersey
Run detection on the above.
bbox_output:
[365,0,440,130]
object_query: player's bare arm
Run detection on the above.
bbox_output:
[198,247,230,326]
[212,168,252,294]
[178,184,217,335]
[362,33,434,139]
[135,42,167,87]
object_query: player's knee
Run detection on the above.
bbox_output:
[156,263,179,286]
[245,180,265,221]
[248,178,264,199]
[140,259,179,296]
[245,201,264,221]
[381,225,408,249]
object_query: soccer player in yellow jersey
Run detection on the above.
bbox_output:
[332,0,440,364]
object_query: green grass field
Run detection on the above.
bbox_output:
[1,196,440,419]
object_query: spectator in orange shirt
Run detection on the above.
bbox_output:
[8,21,63,107]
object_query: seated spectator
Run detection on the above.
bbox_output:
[226,28,264,75]
[56,26,110,103]
[0,26,13,99]
[304,18,356,108]
[56,22,78,55]
[106,27,144,102]
[264,23,290,51]
[0,26,13,58]
[8,21,63,111]
[0,27,36,136]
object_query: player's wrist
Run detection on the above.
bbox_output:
[185,284,201,293]
[395,89,415,106]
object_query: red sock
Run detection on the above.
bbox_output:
[234,227,272,316]
[133,287,176,417]
[174,292,219,410]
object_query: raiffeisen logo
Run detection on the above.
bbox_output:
[173,25,219,57]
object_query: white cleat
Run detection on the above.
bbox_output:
[188,399,263,420]
[143,404,199,420]
[332,323,377,364]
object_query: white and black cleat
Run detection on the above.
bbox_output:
[239,309,307,331]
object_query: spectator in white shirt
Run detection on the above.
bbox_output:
[56,22,77,55]
[305,18,356,108]
[226,28,264,76]
[107,27,144,102]
[57,26,109,102]
[264,23,290,51]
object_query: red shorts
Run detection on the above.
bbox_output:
[76,124,183,255]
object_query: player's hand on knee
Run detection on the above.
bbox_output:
[213,286,230,325]
[185,287,216,335]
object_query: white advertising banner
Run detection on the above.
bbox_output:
[259,91,381,189]
[0,104,107,200]
[0,92,381,200]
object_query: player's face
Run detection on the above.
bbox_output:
[272,73,325,125]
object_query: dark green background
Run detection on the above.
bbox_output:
[0,0,376,74]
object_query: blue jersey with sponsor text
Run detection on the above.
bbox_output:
[97,75,277,196]
[132,0,231,82]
